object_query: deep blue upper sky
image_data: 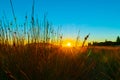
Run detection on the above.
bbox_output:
[0,0,120,42]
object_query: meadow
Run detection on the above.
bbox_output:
[0,42,120,80]
[0,1,120,79]
[0,15,120,80]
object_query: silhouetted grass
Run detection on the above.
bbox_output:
[0,13,120,80]
[0,44,120,80]
[0,0,120,79]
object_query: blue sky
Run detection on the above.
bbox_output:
[0,0,120,42]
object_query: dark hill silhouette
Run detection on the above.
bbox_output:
[89,36,120,46]
[89,41,120,46]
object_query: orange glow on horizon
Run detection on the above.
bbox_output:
[66,42,72,47]
[62,39,74,47]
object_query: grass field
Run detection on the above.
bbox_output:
[0,44,120,80]
[0,1,120,79]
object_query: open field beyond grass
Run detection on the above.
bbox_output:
[0,44,120,80]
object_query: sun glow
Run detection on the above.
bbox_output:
[62,39,75,47]
[66,42,72,47]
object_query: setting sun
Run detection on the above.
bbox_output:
[62,39,74,47]
[66,42,72,47]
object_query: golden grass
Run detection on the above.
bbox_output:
[0,44,120,80]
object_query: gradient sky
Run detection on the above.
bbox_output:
[0,0,120,42]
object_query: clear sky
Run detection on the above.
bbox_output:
[0,0,120,42]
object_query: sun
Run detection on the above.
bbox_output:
[62,39,74,47]
[66,42,72,47]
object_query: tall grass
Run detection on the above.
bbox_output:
[0,44,120,80]
[0,0,120,80]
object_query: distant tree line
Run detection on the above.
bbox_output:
[116,36,120,43]
[89,36,120,46]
